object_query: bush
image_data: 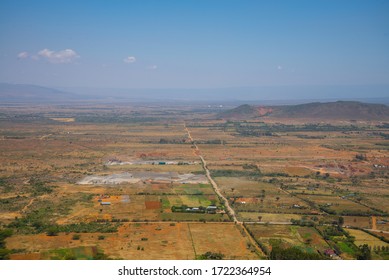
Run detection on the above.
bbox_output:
[72,234,81,240]
[197,251,224,260]
[0,229,13,260]
[46,226,59,236]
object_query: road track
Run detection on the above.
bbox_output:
[184,124,265,256]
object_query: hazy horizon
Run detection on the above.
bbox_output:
[1,82,389,105]
[1,0,389,96]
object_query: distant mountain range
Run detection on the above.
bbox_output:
[0,83,80,103]
[1,83,389,107]
[217,101,389,120]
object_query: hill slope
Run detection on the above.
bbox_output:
[0,83,79,103]
[217,101,389,120]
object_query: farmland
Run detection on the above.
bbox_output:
[0,103,388,260]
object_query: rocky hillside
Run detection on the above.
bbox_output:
[217,101,389,120]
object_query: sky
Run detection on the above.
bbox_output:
[0,0,388,91]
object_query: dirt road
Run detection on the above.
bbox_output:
[185,125,238,223]
[184,124,266,256]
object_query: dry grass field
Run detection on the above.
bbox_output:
[346,228,388,247]
[6,222,257,260]
[246,224,329,255]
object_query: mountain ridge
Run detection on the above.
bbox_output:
[217,101,389,120]
[0,83,80,103]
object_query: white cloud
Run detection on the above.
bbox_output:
[277,65,283,70]
[17,52,29,59]
[123,56,136,63]
[148,65,158,70]
[37,48,79,63]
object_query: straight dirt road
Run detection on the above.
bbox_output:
[184,124,265,256]
[184,125,238,223]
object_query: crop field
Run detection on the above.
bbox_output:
[342,216,371,228]
[299,194,374,215]
[1,104,388,260]
[214,177,279,197]
[246,224,329,255]
[360,195,389,213]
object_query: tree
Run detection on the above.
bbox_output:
[46,226,59,236]
[305,238,313,245]
[357,244,371,260]
[197,251,224,260]
[0,229,13,260]
[338,216,344,228]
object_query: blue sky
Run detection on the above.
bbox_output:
[0,0,388,90]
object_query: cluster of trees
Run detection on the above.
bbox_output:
[159,138,186,144]
[321,226,344,240]
[290,219,315,227]
[0,177,14,193]
[242,164,261,172]
[372,245,389,252]
[0,229,13,260]
[269,239,326,260]
[295,134,326,139]
[210,169,260,178]
[357,244,371,260]
[9,210,118,235]
[28,178,57,196]
[236,128,274,137]
[235,123,360,135]
[196,251,224,260]
[210,168,291,179]
[96,218,129,223]
[338,209,381,216]
[196,139,225,144]
[45,222,118,235]
[270,246,326,260]
[76,114,158,123]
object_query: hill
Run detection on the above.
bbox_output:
[0,83,80,103]
[217,101,389,120]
